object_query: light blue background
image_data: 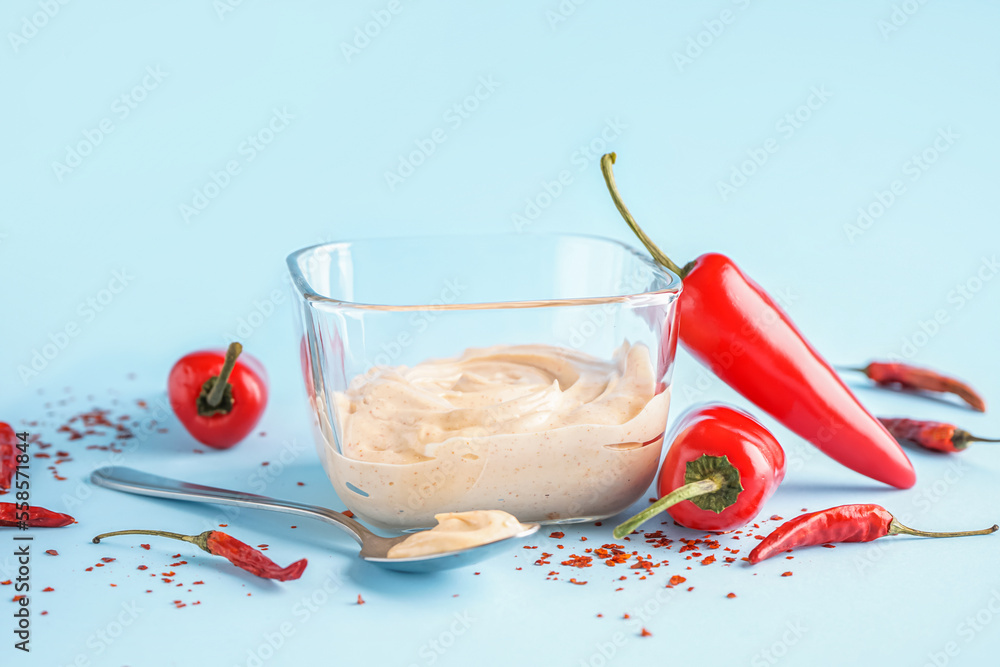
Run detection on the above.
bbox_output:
[3,1,999,665]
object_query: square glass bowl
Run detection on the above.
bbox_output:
[287,233,682,531]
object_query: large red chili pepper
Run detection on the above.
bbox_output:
[879,417,999,453]
[1,422,18,492]
[843,362,986,412]
[614,403,785,537]
[600,153,915,489]
[168,342,268,449]
[0,503,76,528]
[748,504,997,563]
[92,529,307,581]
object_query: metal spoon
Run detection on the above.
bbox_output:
[90,466,539,573]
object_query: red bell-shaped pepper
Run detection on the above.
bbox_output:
[601,153,915,489]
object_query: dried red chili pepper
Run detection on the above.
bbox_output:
[879,418,998,453]
[168,342,269,449]
[614,404,785,537]
[843,362,986,412]
[0,503,75,528]
[601,154,915,489]
[0,423,19,492]
[91,529,306,581]
[748,504,997,563]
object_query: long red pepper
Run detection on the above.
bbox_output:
[614,403,785,537]
[843,362,986,412]
[0,503,75,528]
[0,423,18,492]
[92,529,307,581]
[879,417,999,453]
[600,154,915,488]
[748,504,997,563]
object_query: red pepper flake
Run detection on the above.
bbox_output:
[781,571,793,577]
[474,572,481,575]
[172,554,182,559]
[41,611,48,615]
[821,543,836,548]
[726,592,737,599]
[137,565,148,571]
[640,628,652,637]
[701,555,716,565]
[170,561,188,567]
[84,567,93,572]
[193,581,204,585]
[95,564,105,568]
[42,587,54,592]
[140,544,151,550]
[568,578,587,585]
[770,515,783,521]
[549,531,565,539]
[615,587,624,591]
[0,580,10,586]
[45,549,58,556]
[686,586,694,592]
[297,482,305,486]
[668,575,686,586]
[754,535,765,540]
[594,522,602,526]
[100,557,116,563]
[357,594,365,605]
[623,613,630,619]
[109,584,117,587]
[13,595,25,602]
[261,462,270,466]
[343,510,354,518]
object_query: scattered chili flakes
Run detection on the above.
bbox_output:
[141,544,151,550]
[726,593,737,599]
[623,613,630,619]
[781,572,793,577]
[343,510,354,518]
[700,555,716,566]
[640,628,652,637]
[549,531,565,539]
[0,581,10,586]
[821,544,836,549]
[568,578,587,585]
[357,594,365,605]
[45,550,58,556]
[137,565,148,571]
[42,587,54,592]
[193,581,204,585]
[668,575,686,587]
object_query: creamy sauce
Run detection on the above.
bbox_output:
[386,510,527,558]
[317,342,669,530]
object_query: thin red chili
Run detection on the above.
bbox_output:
[748,504,997,563]
[92,529,307,581]
[614,403,785,537]
[0,503,75,528]
[601,154,915,489]
[879,418,999,453]
[0,423,18,492]
[844,362,986,412]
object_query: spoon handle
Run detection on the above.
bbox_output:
[90,466,373,545]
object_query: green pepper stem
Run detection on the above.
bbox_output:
[206,342,243,408]
[92,529,213,553]
[887,519,998,539]
[599,153,686,278]
[613,478,721,539]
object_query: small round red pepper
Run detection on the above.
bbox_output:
[168,342,268,449]
[614,403,785,537]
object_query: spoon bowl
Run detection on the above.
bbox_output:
[90,466,540,572]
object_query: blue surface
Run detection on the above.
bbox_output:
[2,1,999,665]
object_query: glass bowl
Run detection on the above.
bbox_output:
[287,233,682,531]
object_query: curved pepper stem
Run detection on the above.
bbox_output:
[599,153,686,278]
[887,519,998,539]
[613,454,743,539]
[93,529,213,553]
[197,342,242,416]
